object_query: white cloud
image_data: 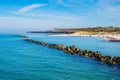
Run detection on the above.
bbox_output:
[18,4,47,13]
[96,0,120,19]
[0,15,87,33]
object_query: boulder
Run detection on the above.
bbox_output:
[106,60,116,65]
[99,56,106,62]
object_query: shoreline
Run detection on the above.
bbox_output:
[48,33,120,42]
[27,27,120,42]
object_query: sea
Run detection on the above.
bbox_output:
[0,33,120,80]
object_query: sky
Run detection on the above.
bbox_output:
[0,0,120,33]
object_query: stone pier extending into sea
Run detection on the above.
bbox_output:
[16,35,120,65]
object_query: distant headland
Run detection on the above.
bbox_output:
[27,26,120,42]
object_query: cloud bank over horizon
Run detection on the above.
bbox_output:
[0,0,120,33]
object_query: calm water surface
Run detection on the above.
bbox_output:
[0,34,120,80]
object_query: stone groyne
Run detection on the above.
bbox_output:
[15,35,120,65]
[24,39,120,65]
[14,35,28,38]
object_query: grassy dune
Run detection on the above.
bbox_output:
[72,27,120,35]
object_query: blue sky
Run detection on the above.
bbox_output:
[0,0,120,33]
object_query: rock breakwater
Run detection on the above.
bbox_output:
[14,35,28,38]
[15,35,120,65]
[24,38,120,65]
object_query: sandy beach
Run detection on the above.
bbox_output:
[48,33,120,42]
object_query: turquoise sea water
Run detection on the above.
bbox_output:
[0,34,120,80]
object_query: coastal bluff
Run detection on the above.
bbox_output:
[27,26,120,42]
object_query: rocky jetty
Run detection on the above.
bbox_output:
[14,35,28,38]
[24,38,120,65]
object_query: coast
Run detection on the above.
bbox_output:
[28,27,120,42]
[48,33,120,42]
